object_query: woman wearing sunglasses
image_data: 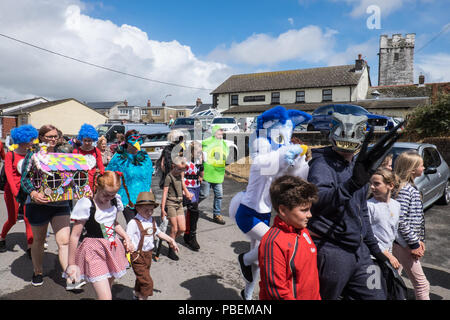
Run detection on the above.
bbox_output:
[18,124,75,289]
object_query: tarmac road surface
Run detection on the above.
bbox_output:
[0,176,449,300]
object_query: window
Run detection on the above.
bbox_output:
[322,89,332,102]
[178,111,184,117]
[394,53,399,61]
[296,91,305,103]
[141,109,148,115]
[152,109,160,116]
[423,148,441,168]
[271,92,280,104]
[243,95,265,102]
[230,95,239,106]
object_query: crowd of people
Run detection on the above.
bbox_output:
[0,112,431,300]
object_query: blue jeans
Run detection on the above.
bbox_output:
[199,181,223,217]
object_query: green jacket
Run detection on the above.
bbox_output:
[202,136,228,184]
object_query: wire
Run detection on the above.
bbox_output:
[0,32,214,91]
[415,23,450,54]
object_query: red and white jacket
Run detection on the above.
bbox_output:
[258,216,321,300]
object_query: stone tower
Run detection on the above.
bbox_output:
[378,33,415,86]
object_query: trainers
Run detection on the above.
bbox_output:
[167,248,179,261]
[213,215,226,225]
[238,253,253,283]
[43,241,48,250]
[32,273,44,287]
[0,240,6,253]
[66,280,86,291]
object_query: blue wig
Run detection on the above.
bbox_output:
[77,123,99,141]
[11,124,38,144]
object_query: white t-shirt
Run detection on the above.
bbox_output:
[126,214,161,252]
[71,195,124,242]
[367,197,401,252]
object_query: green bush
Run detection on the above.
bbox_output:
[404,93,450,140]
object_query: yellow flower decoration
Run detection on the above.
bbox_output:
[9,144,18,151]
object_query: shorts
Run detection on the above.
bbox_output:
[166,198,184,218]
[235,203,271,234]
[26,202,71,226]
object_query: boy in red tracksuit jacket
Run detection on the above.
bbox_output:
[259,175,321,300]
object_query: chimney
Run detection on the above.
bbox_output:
[147,99,151,107]
[124,99,128,107]
[355,53,364,72]
[162,101,166,107]
[418,74,425,86]
[196,97,202,107]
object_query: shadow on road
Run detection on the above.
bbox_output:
[423,266,450,290]
[180,274,241,300]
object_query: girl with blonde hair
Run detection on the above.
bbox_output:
[393,150,430,300]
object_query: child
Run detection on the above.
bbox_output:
[258,175,321,300]
[126,191,179,300]
[380,153,393,171]
[73,124,105,191]
[183,141,204,251]
[368,168,401,268]
[160,156,188,261]
[0,125,37,256]
[393,150,430,300]
[65,171,132,299]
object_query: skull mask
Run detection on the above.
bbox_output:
[330,113,368,153]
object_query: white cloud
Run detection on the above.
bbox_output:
[415,53,450,83]
[288,18,294,26]
[0,0,231,105]
[208,26,339,66]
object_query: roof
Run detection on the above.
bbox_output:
[148,105,195,110]
[211,65,364,94]
[2,98,107,117]
[85,101,121,110]
[0,97,49,112]
[191,103,213,114]
[367,82,450,99]
[221,97,430,115]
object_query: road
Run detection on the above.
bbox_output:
[0,176,449,300]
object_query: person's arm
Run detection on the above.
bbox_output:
[361,196,388,262]
[115,221,134,252]
[383,250,400,269]
[156,232,179,252]
[396,188,421,250]
[260,241,295,300]
[161,186,169,220]
[0,141,5,160]
[68,220,85,266]
[4,152,19,196]
[19,152,49,204]
[95,148,105,174]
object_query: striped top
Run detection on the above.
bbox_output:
[395,183,425,249]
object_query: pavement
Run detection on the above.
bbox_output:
[0,176,449,300]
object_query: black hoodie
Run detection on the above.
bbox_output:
[307,146,385,259]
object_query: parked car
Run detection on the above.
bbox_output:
[389,142,450,209]
[170,117,204,131]
[210,117,240,133]
[141,131,239,168]
[307,104,394,132]
[96,122,170,143]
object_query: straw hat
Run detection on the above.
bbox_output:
[135,191,159,208]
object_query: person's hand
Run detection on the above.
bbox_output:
[123,237,134,252]
[411,246,424,260]
[420,241,426,253]
[351,122,404,189]
[169,239,179,253]
[184,191,193,200]
[30,191,49,204]
[388,255,401,269]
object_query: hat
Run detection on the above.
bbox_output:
[212,124,223,135]
[135,191,159,208]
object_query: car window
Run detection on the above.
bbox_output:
[335,105,369,115]
[423,147,441,168]
[144,134,168,142]
[314,106,333,115]
[97,125,111,136]
[212,118,236,124]
[111,125,125,134]
[174,118,195,125]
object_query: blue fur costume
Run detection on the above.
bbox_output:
[229,105,312,300]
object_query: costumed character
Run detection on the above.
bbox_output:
[229,105,312,300]
[106,130,154,223]
[307,111,403,300]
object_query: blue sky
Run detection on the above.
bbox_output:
[0,0,449,105]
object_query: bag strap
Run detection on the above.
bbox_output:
[133,218,157,255]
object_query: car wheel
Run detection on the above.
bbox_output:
[437,180,450,205]
[307,124,315,131]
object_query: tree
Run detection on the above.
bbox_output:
[404,93,450,140]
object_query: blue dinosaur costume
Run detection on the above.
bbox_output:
[229,105,312,300]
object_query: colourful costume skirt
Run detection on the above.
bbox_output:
[74,237,129,283]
